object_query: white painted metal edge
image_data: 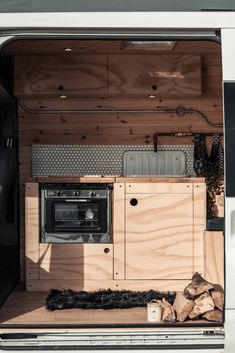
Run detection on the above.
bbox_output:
[0,12,234,29]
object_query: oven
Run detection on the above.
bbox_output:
[40,183,112,243]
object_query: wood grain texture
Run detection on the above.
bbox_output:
[26,279,190,292]
[0,293,149,325]
[17,40,223,281]
[125,187,194,280]
[0,286,195,326]
[38,244,113,280]
[125,182,193,194]
[29,177,116,183]
[14,53,201,98]
[113,183,125,280]
[108,55,201,97]
[25,184,114,288]
[14,55,108,96]
[193,183,207,276]
[24,180,207,291]
[29,177,204,183]
[25,183,40,280]
[193,225,206,277]
[204,231,224,286]
[117,178,205,183]
[193,183,206,225]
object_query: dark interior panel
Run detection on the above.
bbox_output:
[224,83,235,197]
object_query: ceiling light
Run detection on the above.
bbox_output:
[60,95,67,99]
[121,41,176,51]
[64,48,72,52]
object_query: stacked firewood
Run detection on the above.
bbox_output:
[158,273,224,323]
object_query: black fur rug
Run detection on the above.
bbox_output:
[46,289,176,311]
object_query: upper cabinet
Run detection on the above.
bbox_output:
[108,54,201,97]
[14,55,108,97]
[14,54,201,97]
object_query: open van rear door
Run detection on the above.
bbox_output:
[221,29,235,353]
[0,10,228,352]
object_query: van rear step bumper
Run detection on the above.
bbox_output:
[0,328,224,350]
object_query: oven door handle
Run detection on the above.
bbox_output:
[65,199,89,202]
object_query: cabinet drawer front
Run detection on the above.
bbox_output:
[108,54,201,96]
[39,244,113,280]
[125,193,193,280]
[14,55,108,96]
[126,183,192,194]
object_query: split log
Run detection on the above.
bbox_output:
[188,292,215,319]
[184,272,214,299]
[211,285,224,311]
[161,298,176,322]
[173,292,195,322]
[203,309,223,322]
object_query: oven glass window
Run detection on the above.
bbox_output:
[41,186,112,243]
[54,203,99,229]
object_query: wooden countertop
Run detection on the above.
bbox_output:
[28,176,116,183]
[28,177,205,183]
[116,177,205,183]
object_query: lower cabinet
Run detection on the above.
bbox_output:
[25,181,206,291]
[39,244,114,280]
[125,186,194,280]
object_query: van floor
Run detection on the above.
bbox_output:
[0,285,215,327]
[0,286,148,325]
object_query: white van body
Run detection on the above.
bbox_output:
[0,6,235,352]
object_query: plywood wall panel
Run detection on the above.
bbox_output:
[204,231,224,286]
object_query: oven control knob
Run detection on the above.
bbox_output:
[89,191,96,197]
[72,190,79,196]
[57,190,62,196]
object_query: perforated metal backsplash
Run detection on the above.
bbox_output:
[32,144,195,177]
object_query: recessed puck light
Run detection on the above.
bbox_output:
[60,95,67,99]
[64,48,72,52]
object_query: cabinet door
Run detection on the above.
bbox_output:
[125,192,193,280]
[14,55,108,96]
[108,54,201,97]
[39,244,113,280]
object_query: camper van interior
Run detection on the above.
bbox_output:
[0,38,224,329]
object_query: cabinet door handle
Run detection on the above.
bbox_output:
[130,198,138,206]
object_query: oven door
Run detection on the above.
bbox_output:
[42,198,110,243]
